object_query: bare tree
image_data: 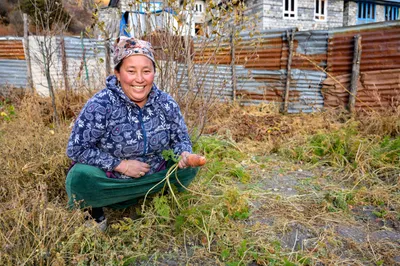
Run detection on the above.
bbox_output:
[21,0,72,126]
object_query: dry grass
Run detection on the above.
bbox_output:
[0,90,399,265]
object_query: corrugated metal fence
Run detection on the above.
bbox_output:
[324,22,400,110]
[191,21,400,112]
[0,20,399,112]
[0,36,107,95]
[0,37,27,88]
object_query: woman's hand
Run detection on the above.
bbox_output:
[179,151,207,168]
[115,160,150,178]
[178,151,191,169]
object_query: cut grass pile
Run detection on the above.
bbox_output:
[0,93,399,265]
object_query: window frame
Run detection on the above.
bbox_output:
[356,2,376,24]
[283,0,298,19]
[314,0,327,21]
[194,2,204,13]
[385,5,399,21]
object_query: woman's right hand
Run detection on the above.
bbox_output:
[115,160,150,178]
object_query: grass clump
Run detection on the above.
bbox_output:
[279,118,399,186]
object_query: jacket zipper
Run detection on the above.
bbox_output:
[138,108,147,156]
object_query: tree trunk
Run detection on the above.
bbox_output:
[41,41,59,126]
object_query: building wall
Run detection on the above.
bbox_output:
[245,0,344,30]
[343,1,357,26]
[344,2,395,26]
[376,5,386,22]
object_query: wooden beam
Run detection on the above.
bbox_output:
[348,34,362,113]
[282,29,295,114]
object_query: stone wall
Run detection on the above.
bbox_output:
[245,0,344,31]
[376,5,386,22]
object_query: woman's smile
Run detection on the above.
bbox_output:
[131,85,146,90]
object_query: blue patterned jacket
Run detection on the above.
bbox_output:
[66,75,192,178]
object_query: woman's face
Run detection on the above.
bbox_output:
[115,55,155,107]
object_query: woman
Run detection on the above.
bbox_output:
[65,37,200,229]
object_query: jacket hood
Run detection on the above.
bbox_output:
[105,75,158,107]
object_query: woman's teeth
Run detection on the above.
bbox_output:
[132,86,145,90]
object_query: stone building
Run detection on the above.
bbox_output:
[343,0,400,26]
[97,0,400,38]
[242,0,399,30]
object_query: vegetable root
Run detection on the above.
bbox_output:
[186,154,207,167]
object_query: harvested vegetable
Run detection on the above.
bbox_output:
[186,154,207,167]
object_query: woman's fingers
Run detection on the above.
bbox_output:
[122,160,150,178]
[178,151,190,169]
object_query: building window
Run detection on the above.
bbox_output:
[195,3,203,13]
[315,0,327,20]
[385,6,399,21]
[283,0,297,19]
[357,2,376,24]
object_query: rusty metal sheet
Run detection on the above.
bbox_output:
[236,67,285,102]
[0,38,25,60]
[322,68,400,110]
[327,22,400,75]
[177,63,233,99]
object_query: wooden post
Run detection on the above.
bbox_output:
[283,29,295,114]
[348,35,362,113]
[104,39,111,76]
[230,27,237,101]
[23,13,34,93]
[59,37,70,96]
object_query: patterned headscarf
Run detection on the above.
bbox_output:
[112,36,156,69]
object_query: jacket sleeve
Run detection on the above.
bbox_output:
[165,97,193,155]
[66,96,121,171]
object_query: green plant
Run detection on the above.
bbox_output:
[223,189,250,220]
[0,100,16,121]
[324,190,355,212]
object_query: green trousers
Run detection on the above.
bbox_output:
[65,162,199,209]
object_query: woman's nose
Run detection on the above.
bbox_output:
[135,73,144,82]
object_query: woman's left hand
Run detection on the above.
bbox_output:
[178,151,191,169]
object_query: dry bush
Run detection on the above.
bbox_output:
[356,107,400,137]
[0,182,84,264]
[202,104,350,156]
[0,92,88,264]
[0,94,71,200]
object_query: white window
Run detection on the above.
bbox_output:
[315,0,327,20]
[195,3,204,13]
[283,0,297,19]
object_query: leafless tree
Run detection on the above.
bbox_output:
[22,0,72,126]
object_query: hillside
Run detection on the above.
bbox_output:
[0,0,108,36]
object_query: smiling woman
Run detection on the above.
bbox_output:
[65,37,204,230]
[115,55,155,107]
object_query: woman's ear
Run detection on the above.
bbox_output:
[114,69,120,81]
